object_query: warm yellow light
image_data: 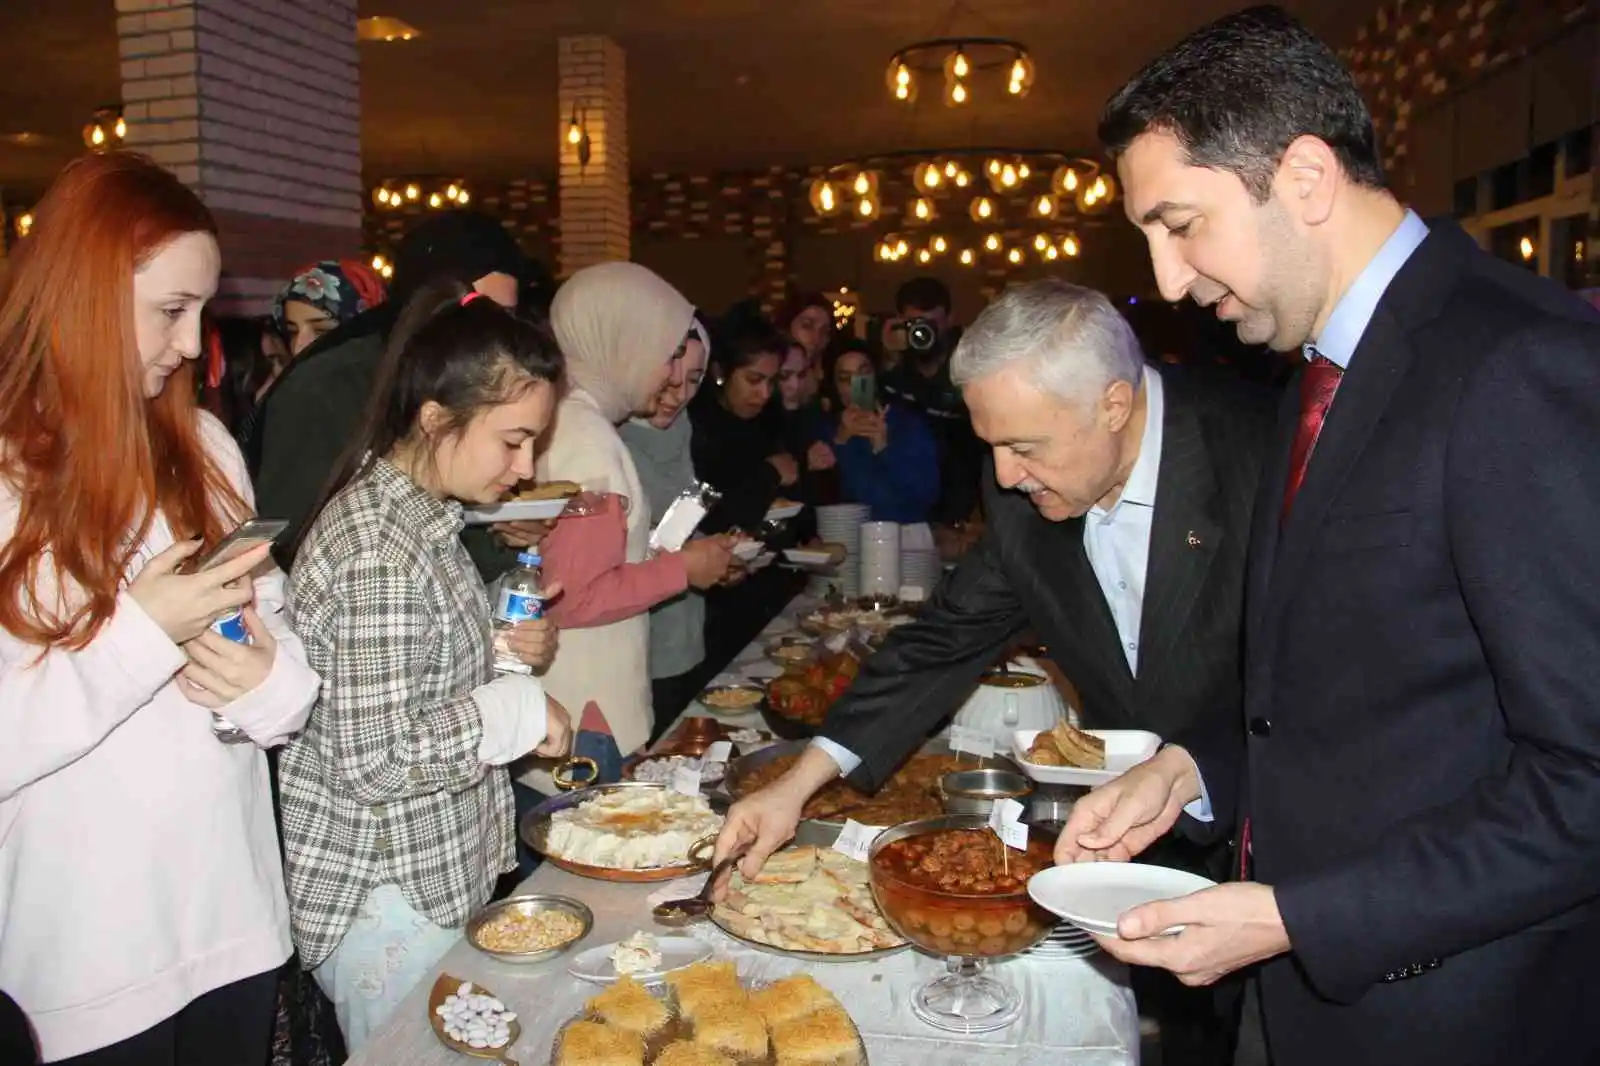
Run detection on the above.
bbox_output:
[896,64,911,87]
[987,158,1003,176]
[428,192,443,208]
[820,184,837,212]
[944,79,968,106]
[376,188,391,205]
[913,198,933,221]
[895,238,909,256]
[90,125,105,146]
[446,183,460,200]
[932,235,948,253]
[895,83,911,100]
[952,52,970,78]
[1033,233,1050,252]
[381,263,393,278]
[1007,248,1024,265]
[969,196,995,222]
[954,171,971,188]
[371,254,387,271]
[922,164,942,188]
[404,183,420,200]
[114,116,127,139]
[984,233,1002,252]
[1034,194,1054,216]
[457,190,470,205]
[853,172,871,196]
[16,212,32,237]
[1000,163,1019,188]
[944,160,959,178]
[1062,169,1079,192]
[959,248,975,265]
[1017,163,1031,180]
[917,248,933,264]
[1062,235,1080,257]
[1008,78,1023,95]
[1519,236,1535,261]
[566,120,583,146]
[858,197,876,217]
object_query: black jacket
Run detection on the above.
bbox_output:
[822,364,1276,791]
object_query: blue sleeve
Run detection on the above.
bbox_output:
[837,406,941,523]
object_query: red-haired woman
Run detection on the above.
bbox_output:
[0,153,319,1065]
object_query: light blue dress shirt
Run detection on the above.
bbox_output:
[812,367,1165,777]
[1183,209,1430,824]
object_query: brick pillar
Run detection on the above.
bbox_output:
[557,36,629,276]
[117,0,362,315]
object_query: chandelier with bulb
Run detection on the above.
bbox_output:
[808,148,1115,269]
[884,37,1034,108]
[370,179,472,211]
[82,106,127,152]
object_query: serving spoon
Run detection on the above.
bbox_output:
[652,848,745,926]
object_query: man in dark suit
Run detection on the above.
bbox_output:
[716,279,1275,1061]
[1058,8,1600,1066]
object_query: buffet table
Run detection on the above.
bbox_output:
[346,593,1141,1066]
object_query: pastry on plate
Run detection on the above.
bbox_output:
[585,977,670,1037]
[512,479,580,500]
[748,975,838,1027]
[666,961,745,1020]
[771,1006,860,1066]
[557,1021,644,1066]
[1027,721,1106,769]
[748,846,820,885]
[692,1003,768,1060]
[656,1042,734,1066]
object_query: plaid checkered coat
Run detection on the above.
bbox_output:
[280,459,514,967]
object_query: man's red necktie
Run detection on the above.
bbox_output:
[1241,352,1344,879]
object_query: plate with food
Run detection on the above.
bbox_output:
[628,753,728,788]
[697,681,767,717]
[782,543,847,569]
[429,975,520,1058]
[711,845,907,961]
[465,893,593,965]
[552,963,867,1066]
[463,479,581,524]
[568,932,713,985]
[764,635,816,668]
[765,498,805,522]
[521,782,722,882]
[798,596,916,638]
[1011,724,1162,786]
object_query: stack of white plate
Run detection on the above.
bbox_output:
[814,503,870,597]
[899,549,942,596]
[858,521,901,598]
[1024,921,1099,960]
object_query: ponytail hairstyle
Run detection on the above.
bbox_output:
[0,152,243,649]
[293,279,564,556]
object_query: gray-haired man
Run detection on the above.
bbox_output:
[717,278,1277,1062]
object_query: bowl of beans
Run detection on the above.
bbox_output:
[867,816,1057,960]
[465,894,593,964]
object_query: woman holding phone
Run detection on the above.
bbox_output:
[0,153,320,1065]
[807,340,941,524]
[280,281,570,1050]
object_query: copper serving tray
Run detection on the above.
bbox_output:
[519,782,718,883]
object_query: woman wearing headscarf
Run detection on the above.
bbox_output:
[249,213,529,580]
[617,317,712,733]
[514,265,734,821]
[272,259,386,360]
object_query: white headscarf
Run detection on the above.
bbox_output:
[550,262,695,424]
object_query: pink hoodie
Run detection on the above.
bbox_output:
[0,413,320,1061]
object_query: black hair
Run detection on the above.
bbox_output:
[294,279,564,555]
[821,339,877,412]
[711,321,790,382]
[1099,5,1384,202]
[895,276,952,316]
[205,314,283,434]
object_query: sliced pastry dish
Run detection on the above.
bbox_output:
[712,845,905,956]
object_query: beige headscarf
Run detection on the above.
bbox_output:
[550,262,695,424]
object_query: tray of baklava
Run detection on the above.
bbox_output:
[553,960,866,1066]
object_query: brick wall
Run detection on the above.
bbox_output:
[557,36,629,275]
[117,0,362,312]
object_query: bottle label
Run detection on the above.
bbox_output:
[495,588,544,624]
[210,610,251,645]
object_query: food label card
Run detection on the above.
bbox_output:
[701,741,732,764]
[988,798,1029,850]
[670,764,702,796]
[832,819,883,863]
[948,725,996,759]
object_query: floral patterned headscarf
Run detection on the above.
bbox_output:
[271,259,387,337]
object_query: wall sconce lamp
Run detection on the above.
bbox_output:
[566,105,592,167]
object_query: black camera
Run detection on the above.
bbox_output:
[904,316,940,352]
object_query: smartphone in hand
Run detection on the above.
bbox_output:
[195,518,289,572]
[849,373,877,410]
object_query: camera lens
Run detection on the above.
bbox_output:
[906,318,937,351]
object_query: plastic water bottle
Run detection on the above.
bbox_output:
[492,552,545,674]
[207,609,251,744]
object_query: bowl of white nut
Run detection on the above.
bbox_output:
[464,893,593,964]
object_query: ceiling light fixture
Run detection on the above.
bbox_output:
[886,36,1033,108]
[82,105,125,152]
[357,16,423,42]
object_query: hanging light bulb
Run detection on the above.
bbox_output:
[1044,245,1060,261]
[931,235,948,254]
[371,254,388,273]
[427,192,443,208]
[1033,233,1051,252]
[944,79,969,107]
[857,196,879,221]
[914,162,943,193]
[446,183,461,201]
[943,160,960,178]
[876,239,896,262]
[911,197,936,222]
[917,247,934,264]
[1061,234,1081,257]
[15,212,32,238]
[1017,163,1031,180]
[1076,173,1116,214]
[1053,165,1080,194]
[89,125,105,147]
[114,115,127,140]
[954,170,971,188]
[886,60,917,103]
[810,178,842,217]
[895,237,909,257]
[375,187,392,206]
[968,196,995,222]
[1034,194,1057,218]
[984,233,1003,253]
[946,50,971,80]
[457,189,470,206]
[853,172,871,196]
[404,183,421,201]
[1007,53,1036,98]
[566,116,584,146]
[999,163,1019,188]
[959,248,975,266]
[1007,247,1024,265]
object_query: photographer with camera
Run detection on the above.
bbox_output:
[878,277,986,534]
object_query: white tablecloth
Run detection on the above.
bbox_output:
[346,594,1140,1065]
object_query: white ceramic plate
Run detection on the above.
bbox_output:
[1011,729,1163,786]
[731,540,764,562]
[566,937,713,984]
[740,660,784,681]
[1028,864,1217,937]
[463,497,571,524]
[766,502,804,522]
[783,548,836,567]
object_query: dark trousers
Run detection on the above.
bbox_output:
[54,970,277,1066]
[649,670,704,744]
[1232,976,1271,1066]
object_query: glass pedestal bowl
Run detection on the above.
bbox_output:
[867,814,1057,1034]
